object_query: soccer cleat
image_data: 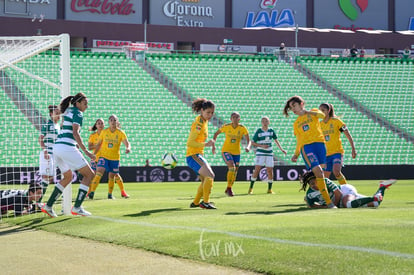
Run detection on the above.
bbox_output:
[108,193,115,199]
[121,191,130,198]
[41,205,57,218]
[88,192,94,199]
[189,202,200,208]
[374,193,383,202]
[200,201,217,209]
[71,206,92,216]
[224,187,234,197]
[267,189,274,194]
[327,203,338,209]
[248,188,253,195]
[379,179,397,189]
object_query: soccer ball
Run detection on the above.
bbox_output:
[161,153,178,169]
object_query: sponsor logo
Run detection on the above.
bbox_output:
[163,0,213,27]
[339,0,368,21]
[70,0,136,15]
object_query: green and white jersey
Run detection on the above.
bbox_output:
[305,178,339,207]
[55,107,83,147]
[41,119,60,155]
[252,128,277,156]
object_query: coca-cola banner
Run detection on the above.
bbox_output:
[65,0,142,24]
[149,0,225,28]
[0,0,57,19]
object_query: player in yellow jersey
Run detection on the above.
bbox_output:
[88,118,105,171]
[88,115,131,199]
[86,118,104,197]
[187,98,216,209]
[213,112,250,197]
[283,95,337,209]
[319,103,357,185]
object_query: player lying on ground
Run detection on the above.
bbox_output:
[300,170,396,208]
[1,183,43,217]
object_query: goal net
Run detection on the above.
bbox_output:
[0,34,71,217]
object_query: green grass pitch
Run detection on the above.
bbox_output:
[4,179,414,274]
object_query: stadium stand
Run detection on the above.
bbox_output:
[1,52,413,168]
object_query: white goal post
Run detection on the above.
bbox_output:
[0,34,72,216]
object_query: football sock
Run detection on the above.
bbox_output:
[38,180,49,202]
[74,184,89,208]
[227,168,235,188]
[193,183,203,205]
[347,197,375,208]
[316,177,333,205]
[90,172,102,192]
[250,177,257,189]
[115,175,125,192]
[46,183,64,207]
[268,181,273,190]
[108,178,115,194]
[336,173,347,185]
[203,177,214,203]
[375,186,387,197]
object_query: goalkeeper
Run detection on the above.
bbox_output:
[1,183,43,217]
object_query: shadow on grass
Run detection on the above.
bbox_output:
[225,206,312,215]
[123,207,184,217]
[0,216,72,236]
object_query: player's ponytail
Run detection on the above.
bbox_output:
[319,103,334,118]
[59,96,74,113]
[192,98,215,113]
[60,92,87,113]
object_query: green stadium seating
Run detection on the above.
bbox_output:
[1,52,413,167]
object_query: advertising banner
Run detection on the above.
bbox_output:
[232,0,307,29]
[149,0,225,28]
[2,165,413,184]
[314,0,388,30]
[65,0,142,24]
[395,0,414,31]
[200,44,257,53]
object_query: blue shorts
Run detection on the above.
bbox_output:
[97,158,120,174]
[221,152,240,166]
[300,142,327,170]
[186,154,209,175]
[90,160,97,171]
[325,153,343,172]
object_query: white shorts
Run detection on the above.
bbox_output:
[39,151,56,176]
[340,184,362,197]
[254,155,274,168]
[53,143,89,174]
[340,184,365,208]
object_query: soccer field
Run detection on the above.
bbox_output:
[4,179,414,274]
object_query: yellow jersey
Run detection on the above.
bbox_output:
[88,132,101,162]
[186,115,208,157]
[293,109,325,156]
[97,128,127,161]
[320,117,346,156]
[218,123,249,155]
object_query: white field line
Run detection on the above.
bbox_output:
[91,215,414,259]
